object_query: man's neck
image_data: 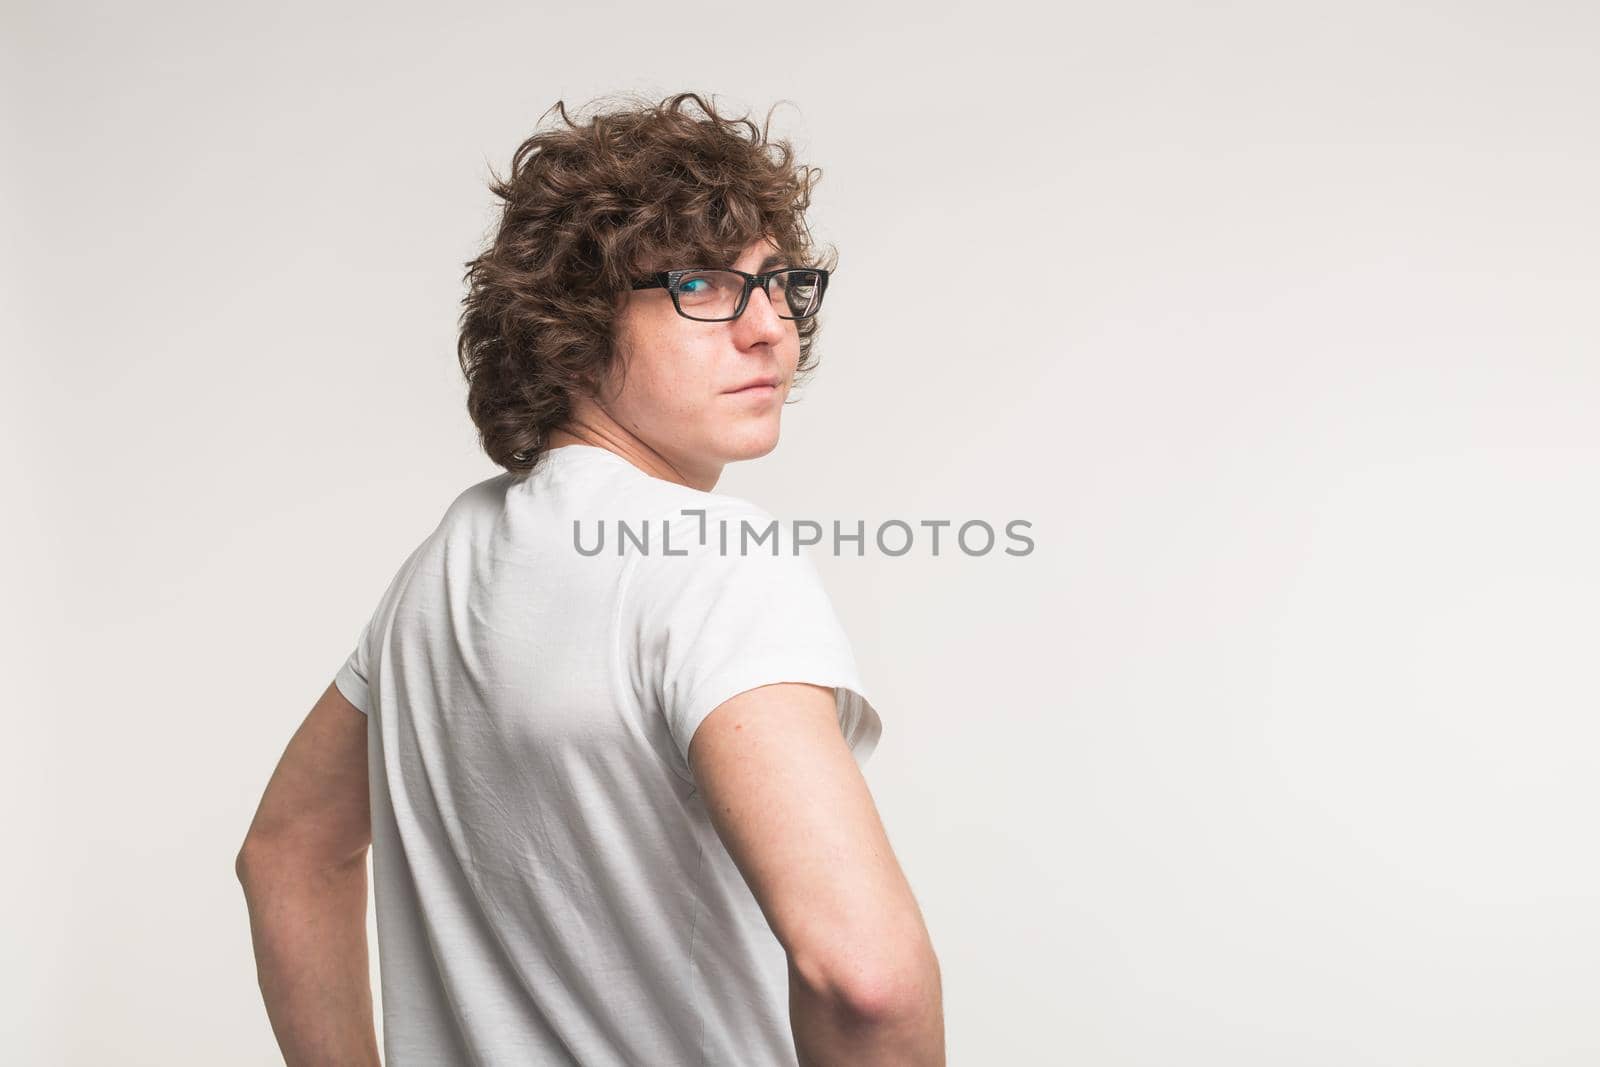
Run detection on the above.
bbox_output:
[544,422,720,493]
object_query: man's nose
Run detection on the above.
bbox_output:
[737,283,787,336]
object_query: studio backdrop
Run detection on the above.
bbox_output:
[4,1,1597,1063]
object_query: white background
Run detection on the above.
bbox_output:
[4,1,1597,1063]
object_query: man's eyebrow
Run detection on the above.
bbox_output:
[758,252,789,271]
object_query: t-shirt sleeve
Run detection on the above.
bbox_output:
[332,535,434,717]
[622,507,884,775]
[333,618,374,715]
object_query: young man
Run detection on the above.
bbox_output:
[236,91,944,1065]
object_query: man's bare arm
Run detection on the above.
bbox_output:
[236,681,380,1067]
[689,682,945,1065]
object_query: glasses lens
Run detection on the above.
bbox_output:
[672,270,747,320]
[670,269,826,320]
[772,269,824,319]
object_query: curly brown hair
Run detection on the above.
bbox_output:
[456,90,838,475]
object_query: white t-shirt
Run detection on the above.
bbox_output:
[332,443,882,1066]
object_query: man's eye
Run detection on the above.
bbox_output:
[680,279,708,294]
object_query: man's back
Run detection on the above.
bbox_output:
[332,443,883,1064]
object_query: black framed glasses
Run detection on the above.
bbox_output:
[631,267,830,322]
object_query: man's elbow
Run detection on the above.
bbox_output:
[794,927,943,1023]
[859,947,942,1023]
[234,831,307,890]
[235,833,273,890]
[237,831,369,890]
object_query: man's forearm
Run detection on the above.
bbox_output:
[237,847,381,1066]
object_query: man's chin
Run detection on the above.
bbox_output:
[717,426,782,463]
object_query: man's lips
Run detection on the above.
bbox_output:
[725,377,781,393]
